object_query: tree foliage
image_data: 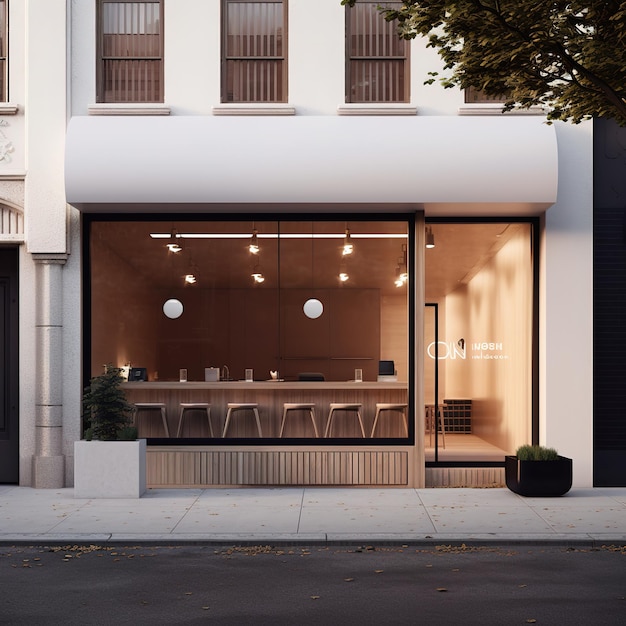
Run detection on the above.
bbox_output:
[342,0,626,125]
[82,365,135,441]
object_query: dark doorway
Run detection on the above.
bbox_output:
[0,247,19,483]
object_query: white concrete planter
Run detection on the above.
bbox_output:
[74,439,147,498]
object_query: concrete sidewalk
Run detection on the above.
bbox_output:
[1,485,626,547]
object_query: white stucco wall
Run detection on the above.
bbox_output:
[541,121,594,487]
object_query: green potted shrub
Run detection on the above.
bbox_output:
[81,365,137,441]
[74,365,146,498]
[505,445,572,497]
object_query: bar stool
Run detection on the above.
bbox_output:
[325,403,365,438]
[176,403,213,438]
[133,402,170,437]
[222,402,263,438]
[370,403,408,438]
[425,404,446,448]
[279,403,319,438]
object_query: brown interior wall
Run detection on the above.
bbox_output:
[90,235,161,376]
[151,287,382,382]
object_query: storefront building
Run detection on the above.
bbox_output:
[1,1,601,489]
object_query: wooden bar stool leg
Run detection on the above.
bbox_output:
[356,409,365,438]
[160,407,170,437]
[176,406,185,438]
[324,408,335,438]
[222,407,234,438]
[309,408,319,438]
[206,407,214,438]
[279,406,289,438]
[252,408,263,437]
[371,407,382,437]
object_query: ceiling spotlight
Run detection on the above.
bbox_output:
[394,244,408,287]
[342,228,354,256]
[183,259,199,285]
[166,229,183,253]
[251,263,265,283]
[425,226,435,249]
[339,272,349,282]
[249,229,260,254]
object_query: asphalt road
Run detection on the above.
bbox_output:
[1,543,625,625]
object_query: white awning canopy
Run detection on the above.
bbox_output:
[65,114,558,215]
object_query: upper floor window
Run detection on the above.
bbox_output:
[222,0,287,103]
[465,87,509,104]
[0,0,7,102]
[97,1,164,103]
[346,1,408,103]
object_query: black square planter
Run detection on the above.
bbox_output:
[505,455,573,497]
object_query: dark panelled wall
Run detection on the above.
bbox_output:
[593,118,626,486]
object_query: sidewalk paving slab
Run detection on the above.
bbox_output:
[1,485,626,547]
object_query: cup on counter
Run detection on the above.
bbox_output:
[354,368,363,382]
[270,370,279,380]
[205,367,220,382]
[245,368,254,382]
[179,368,188,382]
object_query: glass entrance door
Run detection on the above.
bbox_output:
[424,221,535,464]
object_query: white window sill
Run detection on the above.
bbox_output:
[0,104,19,115]
[0,170,27,180]
[212,104,296,116]
[337,104,417,116]
[458,104,545,116]
[88,103,171,116]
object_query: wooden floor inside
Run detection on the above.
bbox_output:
[425,434,509,463]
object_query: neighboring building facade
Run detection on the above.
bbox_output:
[1,1,603,489]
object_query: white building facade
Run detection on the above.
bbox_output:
[1,1,596,489]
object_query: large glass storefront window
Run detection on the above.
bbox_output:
[424,221,536,463]
[86,216,412,442]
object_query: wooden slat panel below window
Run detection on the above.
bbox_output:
[147,449,409,486]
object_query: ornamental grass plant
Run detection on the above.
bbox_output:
[515,444,560,461]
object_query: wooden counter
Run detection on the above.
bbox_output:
[122,381,409,439]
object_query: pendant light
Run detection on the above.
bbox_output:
[304,223,324,319]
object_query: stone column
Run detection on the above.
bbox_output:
[32,255,67,488]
